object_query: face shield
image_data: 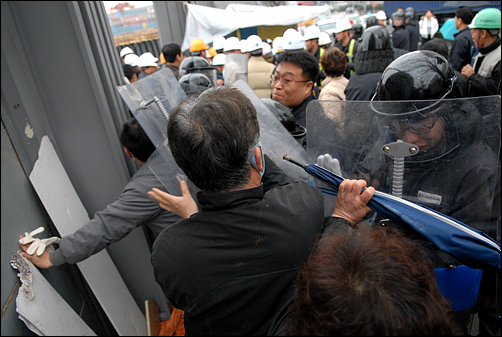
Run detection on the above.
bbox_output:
[223,53,248,85]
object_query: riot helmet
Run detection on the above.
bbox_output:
[261,98,306,140]
[405,7,415,20]
[366,15,379,28]
[357,25,392,52]
[179,56,217,87]
[371,51,463,162]
[351,23,363,40]
[392,11,405,22]
[179,73,213,97]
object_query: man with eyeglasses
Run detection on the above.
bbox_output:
[271,50,319,129]
[354,50,500,336]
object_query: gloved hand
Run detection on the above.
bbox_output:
[19,227,60,256]
[317,153,342,177]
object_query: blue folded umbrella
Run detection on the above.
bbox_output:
[283,155,501,271]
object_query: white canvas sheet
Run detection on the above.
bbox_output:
[182,3,330,51]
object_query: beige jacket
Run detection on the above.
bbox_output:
[247,56,276,98]
[318,75,349,101]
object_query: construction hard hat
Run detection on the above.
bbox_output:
[273,36,285,54]
[137,52,158,67]
[207,47,217,59]
[246,35,263,52]
[124,54,140,66]
[212,53,226,66]
[469,8,501,30]
[334,18,352,33]
[120,47,134,58]
[190,38,207,52]
[261,42,272,56]
[318,31,332,46]
[213,36,226,51]
[303,25,321,41]
[224,37,240,52]
[376,10,387,20]
[283,29,306,50]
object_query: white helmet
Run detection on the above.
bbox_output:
[224,37,240,52]
[261,42,272,56]
[318,31,332,46]
[246,35,263,52]
[240,39,250,53]
[334,18,352,33]
[213,36,226,51]
[124,53,139,66]
[137,52,158,67]
[376,10,387,20]
[272,36,285,54]
[283,29,305,50]
[120,46,134,58]
[303,25,321,41]
[212,53,226,66]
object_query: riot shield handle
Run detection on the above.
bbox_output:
[140,96,170,122]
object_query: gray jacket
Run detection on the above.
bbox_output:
[50,163,183,266]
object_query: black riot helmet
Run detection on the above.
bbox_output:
[179,56,217,86]
[261,98,307,140]
[405,7,415,20]
[371,50,463,118]
[366,15,379,28]
[179,73,213,96]
[392,11,405,21]
[351,23,364,40]
[357,25,392,52]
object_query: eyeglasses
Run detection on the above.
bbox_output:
[387,116,439,135]
[271,74,311,86]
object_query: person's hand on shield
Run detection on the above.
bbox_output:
[148,181,198,219]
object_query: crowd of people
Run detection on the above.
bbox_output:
[20,5,501,336]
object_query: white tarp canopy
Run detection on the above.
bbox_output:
[181,3,331,51]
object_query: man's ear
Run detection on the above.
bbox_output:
[304,80,314,98]
[124,147,133,159]
[254,146,263,173]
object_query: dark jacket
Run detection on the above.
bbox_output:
[391,25,410,51]
[449,28,473,71]
[344,49,395,101]
[291,93,316,128]
[406,19,420,51]
[152,179,325,336]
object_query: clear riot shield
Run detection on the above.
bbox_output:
[117,68,187,148]
[223,54,248,85]
[231,80,308,183]
[145,139,200,202]
[307,96,501,236]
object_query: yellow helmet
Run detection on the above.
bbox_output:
[190,38,207,52]
[207,47,217,59]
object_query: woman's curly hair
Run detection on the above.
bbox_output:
[321,46,347,78]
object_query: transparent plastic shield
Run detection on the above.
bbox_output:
[117,68,187,148]
[231,80,308,182]
[146,139,199,201]
[223,54,248,85]
[307,97,501,233]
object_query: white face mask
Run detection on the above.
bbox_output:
[251,142,265,177]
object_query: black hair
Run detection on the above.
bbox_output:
[421,39,449,59]
[123,64,138,81]
[455,6,475,25]
[277,50,319,82]
[120,117,156,162]
[162,43,182,63]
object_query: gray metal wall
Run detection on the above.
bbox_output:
[1,1,187,333]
